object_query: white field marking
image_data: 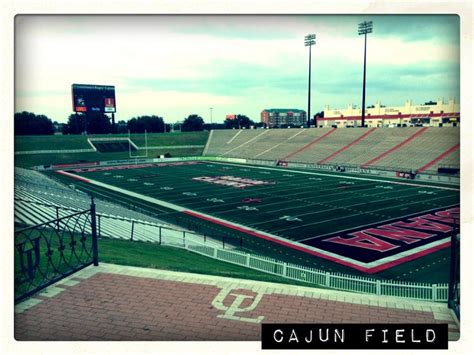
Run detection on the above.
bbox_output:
[160,187,174,190]
[127,178,138,182]
[207,198,225,203]
[113,175,123,178]
[103,172,111,175]
[272,194,456,233]
[207,182,421,218]
[207,178,423,213]
[252,129,306,158]
[292,202,460,241]
[144,182,154,186]
[210,161,459,191]
[226,129,243,144]
[172,168,433,213]
[237,205,259,211]
[57,169,422,270]
[270,191,455,232]
[183,192,197,196]
[221,129,269,156]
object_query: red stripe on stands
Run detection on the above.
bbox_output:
[280,128,337,161]
[361,127,428,168]
[318,128,377,164]
[416,143,460,173]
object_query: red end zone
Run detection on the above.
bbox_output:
[182,207,457,274]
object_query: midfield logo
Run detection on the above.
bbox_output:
[193,176,276,189]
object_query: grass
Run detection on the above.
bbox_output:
[15,131,208,152]
[99,237,312,287]
[14,148,204,168]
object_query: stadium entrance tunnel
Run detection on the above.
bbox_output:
[88,138,137,153]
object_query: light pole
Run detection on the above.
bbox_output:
[304,34,316,128]
[358,21,373,128]
[209,107,213,126]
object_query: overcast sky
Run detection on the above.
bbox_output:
[15,15,460,124]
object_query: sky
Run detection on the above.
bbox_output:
[14,15,460,124]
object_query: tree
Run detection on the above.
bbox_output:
[224,114,254,129]
[127,115,166,133]
[14,111,55,135]
[181,114,204,132]
[64,112,111,134]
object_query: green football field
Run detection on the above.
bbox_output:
[52,161,459,282]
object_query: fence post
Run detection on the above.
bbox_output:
[183,231,186,248]
[204,234,206,243]
[90,197,99,266]
[213,247,217,259]
[56,206,60,231]
[282,262,287,277]
[376,280,381,296]
[246,253,250,267]
[432,284,437,302]
[98,215,101,238]
[325,272,331,287]
[130,220,135,241]
[159,227,162,245]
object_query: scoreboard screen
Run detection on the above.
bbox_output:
[72,84,116,113]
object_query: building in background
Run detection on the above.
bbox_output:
[319,98,460,128]
[226,114,237,120]
[261,109,307,128]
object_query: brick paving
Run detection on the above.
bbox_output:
[14,263,460,341]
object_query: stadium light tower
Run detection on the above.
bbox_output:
[358,20,373,128]
[304,33,316,128]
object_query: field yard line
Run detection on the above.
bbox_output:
[226,130,243,144]
[253,129,306,158]
[245,188,430,226]
[271,194,458,233]
[209,161,460,191]
[220,130,269,156]
[207,183,423,218]
[298,203,459,242]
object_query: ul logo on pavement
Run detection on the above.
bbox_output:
[212,286,265,323]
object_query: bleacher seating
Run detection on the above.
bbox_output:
[204,127,460,173]
[14,168,223,247]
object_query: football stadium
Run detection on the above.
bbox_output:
[13,14,462,345]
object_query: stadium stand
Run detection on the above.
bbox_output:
[204,127,460,173]
[14,168,224,248]
[364,127,459,172]
[326,127,418,166]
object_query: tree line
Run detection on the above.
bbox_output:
[14,111,262,135]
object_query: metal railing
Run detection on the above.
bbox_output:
[14,200,99,303]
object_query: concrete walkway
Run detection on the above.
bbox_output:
[14,263,459,341]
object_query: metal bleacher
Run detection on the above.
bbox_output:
[204,127,460,173]
[14,168,223,247]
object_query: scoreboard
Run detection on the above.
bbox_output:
[71,84,116,113]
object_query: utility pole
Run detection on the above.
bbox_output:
[358,21,373,128]
[304,34,316,128]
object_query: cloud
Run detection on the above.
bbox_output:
[14,15,460,123]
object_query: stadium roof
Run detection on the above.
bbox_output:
[263,109,306,113]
